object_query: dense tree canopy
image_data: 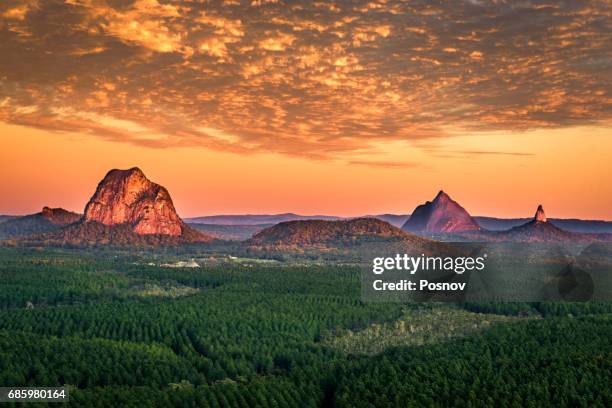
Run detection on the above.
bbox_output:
[0,248,609,407]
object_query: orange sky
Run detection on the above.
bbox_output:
[1,1,611,220]
[1,122,611,220]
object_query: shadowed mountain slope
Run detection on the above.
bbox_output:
[402,191,480,234]
[0,207,81,239]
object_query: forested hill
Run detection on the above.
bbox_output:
[248,218,422,247]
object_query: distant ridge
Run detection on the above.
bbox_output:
[402,191,480,234]
[474,216,612,234]
[0,215,18,224]
[186,214,410,241]
[186,213,341,225]
[0,207,81,239]
[188,223,272,241]
[366,214,410,228]
[185,210,611,241]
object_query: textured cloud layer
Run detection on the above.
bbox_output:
[1,0,610,158]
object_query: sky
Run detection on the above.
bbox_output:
[0,0,611,219]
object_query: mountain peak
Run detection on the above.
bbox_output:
[125,167,145,177]
[499,205,594,242]
[84,167,184,236]
[434,190,449,202]
[534,204,547,222]
[402,191,480,233]
[104,167,146,181]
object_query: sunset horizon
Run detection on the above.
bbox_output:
[1,146,611,221]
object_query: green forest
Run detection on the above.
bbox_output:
[0,247,610,407]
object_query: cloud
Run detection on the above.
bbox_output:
[195,12,244,58]
[348,160,422,169]
[0,0,611,159]
[452,150,534,157]
[1,0,38,20]
[442,150,536,158]
[67,0,184,53]
[259,32,295,51]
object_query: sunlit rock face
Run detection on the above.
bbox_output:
[534,205,547,223]
[84,167,183,236]
[402,190,481,233]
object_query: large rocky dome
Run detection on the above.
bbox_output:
[84,167,184,236]
[11,167,214,246]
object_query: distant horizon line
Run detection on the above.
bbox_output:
[2,209,611,223]
[186,213,612,223]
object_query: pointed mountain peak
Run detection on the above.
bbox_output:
[534,204,547,222]
[434,190,449,201]
[402,190,480,233]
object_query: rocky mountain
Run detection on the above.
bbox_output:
[84,167,185,236]
[534,204,547,222]
[0,207,81,239]
[402,191,481,234]
[496,205,597,243]
[474,216,612,234]
[10,168,212,246]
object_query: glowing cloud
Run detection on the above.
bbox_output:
[0,0,610,159]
